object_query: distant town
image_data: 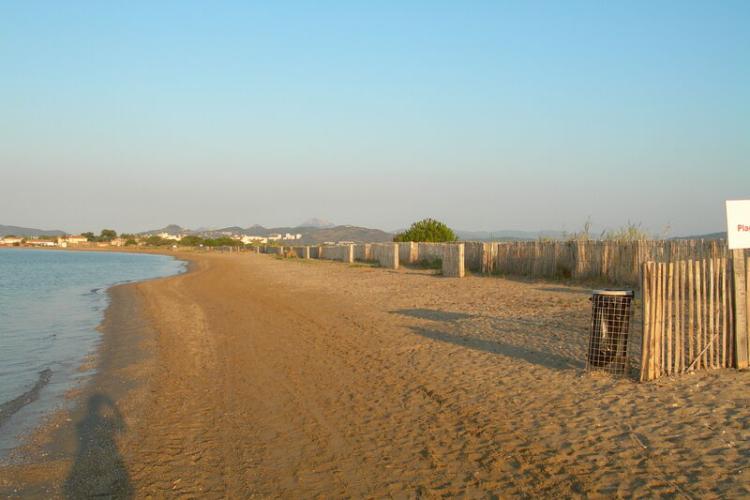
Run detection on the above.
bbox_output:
[0,220,408,249]
[0,231,305,248]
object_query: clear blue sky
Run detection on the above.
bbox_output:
[1,1,748,235]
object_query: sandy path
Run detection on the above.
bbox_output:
[3,251,749,497]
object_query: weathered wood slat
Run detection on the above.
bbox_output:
[675,261,685,373]
[688,261,695,367]
[706,258,715,368]
[656,263,664,378]
[717,257,723,367]
[728,257,735,367]
[734,249,750,368]
[695,260,703,371]
[641,262,652,382]
[746,252,750,367]
[702,258,709,369]
[721,258,728,367]
[666,262,674,375]
[650,262,659,380]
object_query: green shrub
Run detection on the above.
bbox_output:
[601,222,653,241]
[99,229,117,242]
[394,218,457,242]
[203,237,240,247]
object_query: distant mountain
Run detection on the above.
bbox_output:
[295,225,392,244]
[299,218,335,229]
[138,222,391,244]
[454,229,567,241]
[140,224,188,236]
[0,224,66,237]
[671,232,726,240]
[236,224,392,244]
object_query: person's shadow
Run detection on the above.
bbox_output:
[63,394,133,499]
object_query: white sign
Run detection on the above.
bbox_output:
[726,200,750,250]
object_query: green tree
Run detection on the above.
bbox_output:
[82,232,96,242]
[99,229,117,242]
[393,218,457,242]
[178,235,205,246]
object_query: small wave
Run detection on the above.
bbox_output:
[0,368,53,428]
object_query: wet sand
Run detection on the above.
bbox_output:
[1,251,749,497]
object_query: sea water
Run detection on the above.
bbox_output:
[0,248,185,457]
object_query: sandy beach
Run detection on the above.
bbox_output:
[1,251,749,497]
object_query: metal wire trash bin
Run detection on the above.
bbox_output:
[586,289,634,376]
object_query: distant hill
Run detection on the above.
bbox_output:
[140,224,188,236]
[138,223,392,244]
[240,224,392,244]
[295,225,392,244]
[0,224,66,237]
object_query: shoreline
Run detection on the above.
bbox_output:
[0,250,194,497]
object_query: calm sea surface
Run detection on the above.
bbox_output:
[0,248,185,457]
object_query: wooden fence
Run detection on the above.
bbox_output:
[465,240,728,287]
[261,240,730,287]
[731,249,750,370]
[639,250,749,381]
[370,243,399,269]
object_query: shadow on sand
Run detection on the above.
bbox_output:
[63,393,133,499]
[534,286,591,295]
[391,308,475,322]
[409,326,583,371]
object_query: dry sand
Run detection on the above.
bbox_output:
[1,251,749,498]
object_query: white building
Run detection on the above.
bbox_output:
[157,232,182,241]
[27,239,57,247]
[0,236,23,246]
[62,235,89,245]
[241,235,268,244]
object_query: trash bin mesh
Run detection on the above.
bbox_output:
[586,290,633,377]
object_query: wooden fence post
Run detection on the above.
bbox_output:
[732,249,749,369]
[442,243,465,278]
[640,262,652,381]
